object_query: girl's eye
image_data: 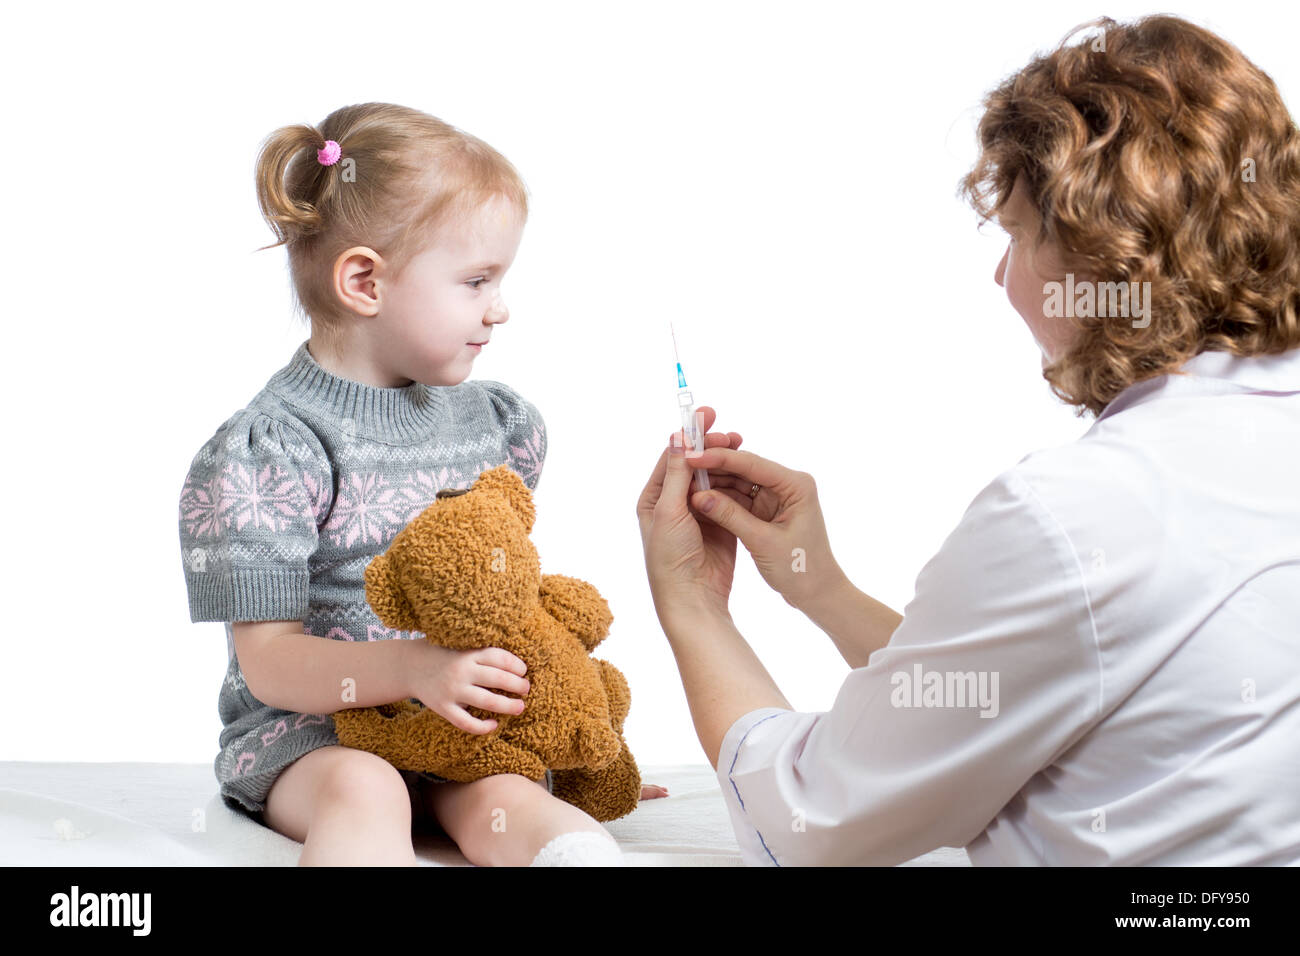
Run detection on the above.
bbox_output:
[467,277,487,289]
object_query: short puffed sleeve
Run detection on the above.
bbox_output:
[477,380,548,492]
[178,411,333,623]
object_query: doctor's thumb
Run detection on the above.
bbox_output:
[692,489,761,544]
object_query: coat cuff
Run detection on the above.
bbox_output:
[716,706,798,866]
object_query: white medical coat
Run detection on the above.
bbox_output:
[717,346,1300,865]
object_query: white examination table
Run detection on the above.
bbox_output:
[1,761,970,866]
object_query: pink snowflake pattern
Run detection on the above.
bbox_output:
[299,467,333,524]
[179,474,225,538]
[323,472,409,548]
[393,466,469,523]
[508,423,545,488]
[181,461,313,537]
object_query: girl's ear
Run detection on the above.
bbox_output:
[364,552,419,632]
[473,464,535,534]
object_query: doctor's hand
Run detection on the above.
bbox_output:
[637,407,745,625]
[677,444,849,615]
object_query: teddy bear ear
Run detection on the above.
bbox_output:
[364,552,419,632]
[473,464,536,533]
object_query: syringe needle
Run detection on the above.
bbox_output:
[670,321,711,492]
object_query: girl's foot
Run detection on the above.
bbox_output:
[529,831,626,867]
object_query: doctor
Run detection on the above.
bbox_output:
[634,168,1300,865]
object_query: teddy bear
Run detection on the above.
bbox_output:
[331,463,641,822]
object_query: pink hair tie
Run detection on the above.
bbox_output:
[317,140,341,166]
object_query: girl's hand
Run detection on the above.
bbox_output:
[636,406,745,625]
[404,642,531,734]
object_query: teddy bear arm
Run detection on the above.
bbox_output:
[538,573,613,650]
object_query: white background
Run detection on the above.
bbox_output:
[4,1,1295,766]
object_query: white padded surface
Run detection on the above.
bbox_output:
[0,761,970,866]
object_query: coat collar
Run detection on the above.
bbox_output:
[1094,345,1300,424]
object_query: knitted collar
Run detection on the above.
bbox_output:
[266,339,450,441]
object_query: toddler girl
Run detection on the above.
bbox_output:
[178,102,663,866]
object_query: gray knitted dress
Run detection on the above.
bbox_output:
[177,340,547,820]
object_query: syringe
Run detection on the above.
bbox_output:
[670,322,711,491]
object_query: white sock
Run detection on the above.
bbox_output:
[529,831,626,867]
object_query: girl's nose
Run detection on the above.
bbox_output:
[485,288,509,323]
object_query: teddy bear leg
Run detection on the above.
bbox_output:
[465,736,549,784]
[549,659,639,822]
[333,700,494,779]
[571,715,623,770]
[551,742,641,823]
[332,700,424,769]
[558,659,627,772]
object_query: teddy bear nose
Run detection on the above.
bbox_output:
[436,487,471,499]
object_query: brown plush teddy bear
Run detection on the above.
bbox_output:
[332,463,641,822]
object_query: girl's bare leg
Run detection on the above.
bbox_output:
[425,772,614,867]
[263,745,418,866]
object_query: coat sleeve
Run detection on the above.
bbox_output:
[715,468,1103,865]
[178,410,333,623]
[478,380,548,492]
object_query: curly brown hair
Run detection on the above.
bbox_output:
[253,102,528,360]
[958,14,1300,418]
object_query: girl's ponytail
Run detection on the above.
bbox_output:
[253,124,335,250]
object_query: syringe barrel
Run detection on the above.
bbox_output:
[679,404,704,447]
[677,401,711,491]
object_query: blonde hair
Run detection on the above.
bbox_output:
[958,15,1300,418]
[254,102,529,358]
